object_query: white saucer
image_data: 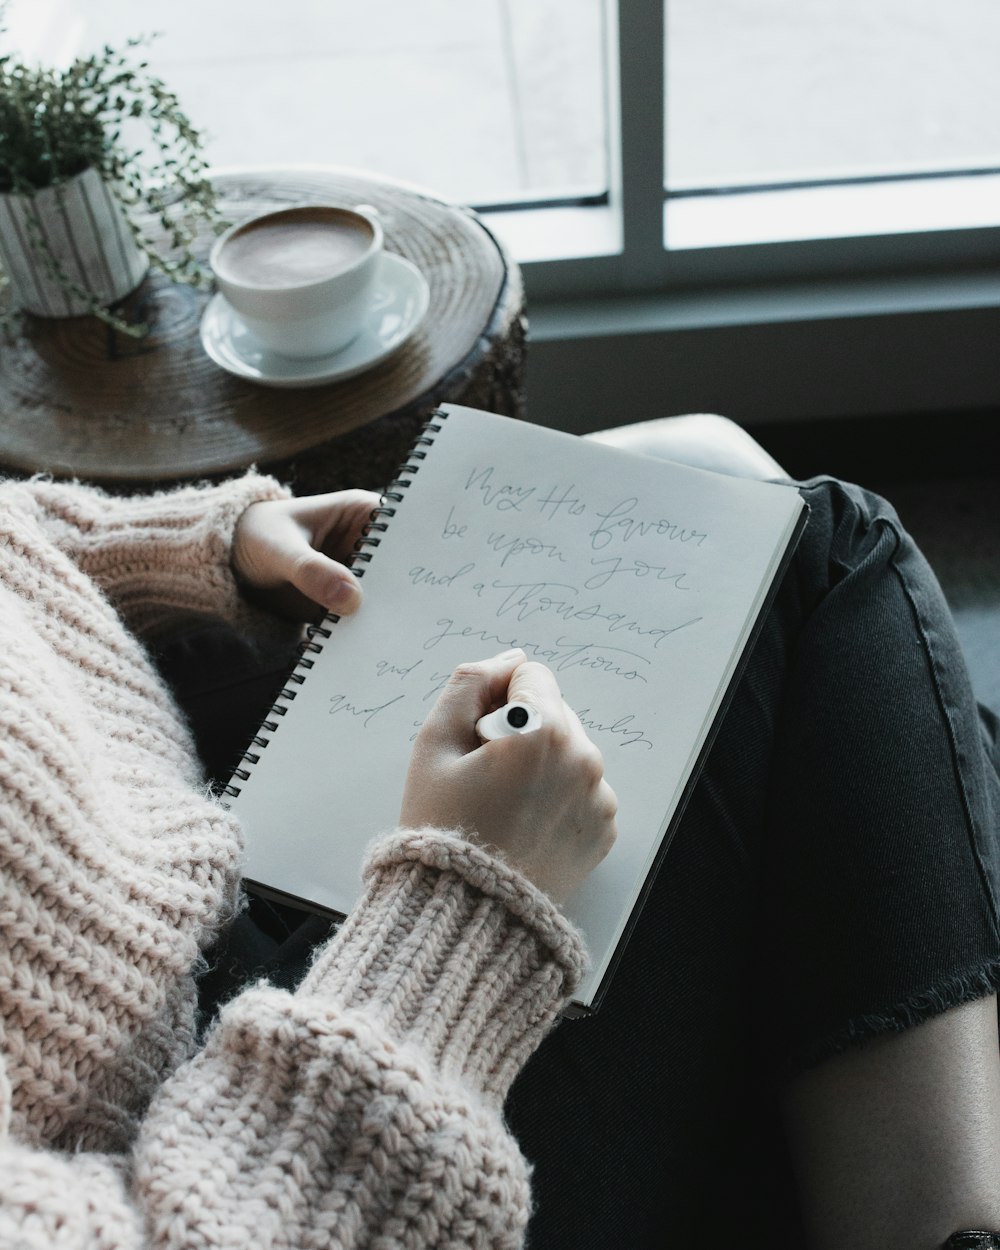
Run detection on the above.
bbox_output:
[199,252,429,388]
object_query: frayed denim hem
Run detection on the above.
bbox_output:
[789,957,1000,1074]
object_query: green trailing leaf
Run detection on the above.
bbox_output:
[0,6,224,333]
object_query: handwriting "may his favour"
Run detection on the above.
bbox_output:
[464,467,711,551]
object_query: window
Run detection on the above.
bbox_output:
[10,1,996,277]
[512,1,1000,429]
[667,0,1000,189]
[2,0,607,208]
[665,0,1000,250]
[502,0,1000,293]
[7,0,1000,423]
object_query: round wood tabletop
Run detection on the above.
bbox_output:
[0,167,524,492]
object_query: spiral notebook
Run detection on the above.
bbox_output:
[225,405,807,1011]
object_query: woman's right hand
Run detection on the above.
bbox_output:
[400,650,618,903]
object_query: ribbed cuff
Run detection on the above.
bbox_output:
[23,474,292,638]
[299,829,588,1103]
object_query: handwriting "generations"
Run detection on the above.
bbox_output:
[422,621,650,683]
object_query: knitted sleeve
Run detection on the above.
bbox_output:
[12,474,292,638]
[0,830,588,1249]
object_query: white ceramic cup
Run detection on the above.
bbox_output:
[209,204,384,359]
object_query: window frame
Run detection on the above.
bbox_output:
[483,0,1000,431]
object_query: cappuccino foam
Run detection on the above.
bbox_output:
[218,210,373,288]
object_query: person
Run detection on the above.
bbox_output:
[1,420,999,1250]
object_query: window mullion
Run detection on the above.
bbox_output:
[612,0,667,288]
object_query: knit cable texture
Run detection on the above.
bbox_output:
[303,828,588,1102]
[0,475,587,1248]
[10,473,293,640]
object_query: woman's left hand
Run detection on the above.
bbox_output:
[232,490,381,620]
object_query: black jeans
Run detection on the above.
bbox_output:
[161,476,1000,1249]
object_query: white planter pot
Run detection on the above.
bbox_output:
[0,167,148,317]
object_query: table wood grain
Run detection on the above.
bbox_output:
[0,168,525,493]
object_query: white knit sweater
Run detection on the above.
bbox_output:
[0,476,586,1249]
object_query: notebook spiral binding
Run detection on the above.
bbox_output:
[221,409,449,805]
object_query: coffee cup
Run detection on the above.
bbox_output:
[209,204,383,359]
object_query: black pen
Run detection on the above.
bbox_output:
[476,702,542,741]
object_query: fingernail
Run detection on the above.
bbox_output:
[328,575,362,614]
[494,648,524,660]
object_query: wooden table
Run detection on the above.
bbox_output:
[0,168,525,495]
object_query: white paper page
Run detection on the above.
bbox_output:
[231,406,804,1004]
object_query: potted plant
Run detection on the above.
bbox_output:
[0,19,221,331]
